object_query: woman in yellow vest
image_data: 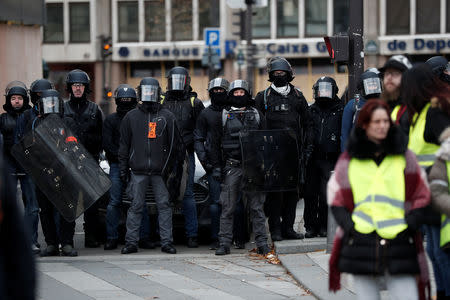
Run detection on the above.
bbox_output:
[402,64,450,300]
[328,99,431,299]
[428,127,450,299]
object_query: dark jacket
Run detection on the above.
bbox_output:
[340,96,367,152]
[423,106,450,145]
[194,104,224,172]
[309,97,343,159]
[331,125,430,275]
[255,85,314,159]
[64,98,103,159]
[161,90,204,150]
[103,111,127,163]
[119,103,178,175]
[211,106,265,168]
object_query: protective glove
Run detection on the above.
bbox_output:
[211,168,222,182]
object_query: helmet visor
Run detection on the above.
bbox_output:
[168,74,187,91]
[363,77,382,96]
[315,82,333,99]
[141,85,159,102]
[41,96,61,114]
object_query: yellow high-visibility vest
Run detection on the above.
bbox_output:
[408,103,440,167]
[391,105,400,123]
[441,161,450,249]
[349,155,407,239]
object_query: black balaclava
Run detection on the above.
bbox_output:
[270,73,290,87]
[116,99,136,115]
[210,91,228,108]
[229,93,250,108]
[167,90,185,99]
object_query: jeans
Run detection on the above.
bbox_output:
[353,272,418,300]
[7,159,39,246]
[106,163,150,240]
[182,151,198,238]
[208,173,221,241]
[424,224,450,296]
[125,173,173,246]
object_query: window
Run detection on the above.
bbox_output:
[145,0,165,41]
[199,0,220,39]
[277,0,298,37]
[334,0,349,34]
[305,0,327,37]
[130,62,162,77]
[172,0,192,41]
[44,3,64,43]
[118,1,139,42]
[252,1,270,39]
[69,2,90,42]
[386,0,409,35]
[416,0,440,34]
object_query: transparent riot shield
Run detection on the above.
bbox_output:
[240,129,299,192]
[11,115,111,222]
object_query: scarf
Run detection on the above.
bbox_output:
[270,83,291,96]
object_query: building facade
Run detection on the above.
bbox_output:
[42,0,450,112]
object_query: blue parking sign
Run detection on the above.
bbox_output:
[204,28,220,47]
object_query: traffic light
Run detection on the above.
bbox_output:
[232,10,246,40]
[101,36,112,58]
[324,34,349,63]
[104,87,112,100]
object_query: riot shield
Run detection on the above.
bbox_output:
[240,129,299,192]
[162,122,188,203]
[12,114,111,222]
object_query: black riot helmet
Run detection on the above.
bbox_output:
[4,81,30,111]
[208,77,230,93]
[267,57,294,83]
[38,89,64,116]
[30,79,53,105]
[425,56,450,83]
[114,84,137,113]
[166,66,190,92]
[137,77,161,102]
[312,76,339,100]
[65,69,91,93]
[358,71,382,99]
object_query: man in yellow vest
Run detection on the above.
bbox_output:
[379,55,412,134]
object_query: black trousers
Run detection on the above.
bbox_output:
[264,190,299,235]
[36,188,75,246]
[303,158,336,232]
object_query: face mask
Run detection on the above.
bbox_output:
[272,75,289,87]
[229,95,249,108]
[117,101,136,113]
[167,90,185,99]
[210,91,228,107]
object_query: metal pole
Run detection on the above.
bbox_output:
[347,0,364,100]
[245,1,254,92]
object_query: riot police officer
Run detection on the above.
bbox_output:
[0,81,40,253]
[26,89,78,256]
[119,77,179,254]
[194,77,230,249]
[64,69,103,248]
[304,77,343,238]
[213,80,270,256]
[161,66,205,247]
[255,57,313,241]
[341,69,382,151]
[103,84,152,250]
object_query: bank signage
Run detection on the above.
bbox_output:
[379,35,450,55]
